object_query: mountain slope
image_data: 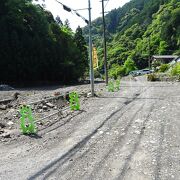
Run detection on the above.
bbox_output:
[83,0,180,73]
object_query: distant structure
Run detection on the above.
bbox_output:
[152,55,178,63]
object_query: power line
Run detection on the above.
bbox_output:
[55,0,95,96]
[104,0,110,9]
[55,0,89,24]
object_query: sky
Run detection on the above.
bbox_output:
[34,0,130,31]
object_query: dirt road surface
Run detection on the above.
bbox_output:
[0,78,180,180]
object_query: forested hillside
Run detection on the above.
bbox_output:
[0,0,88,84]
[83,0,180,76]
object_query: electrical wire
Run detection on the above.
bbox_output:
[55,0,89,24]
[104,0,110,9]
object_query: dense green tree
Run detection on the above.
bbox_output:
[0,0,88,84]
[74,26,88,78]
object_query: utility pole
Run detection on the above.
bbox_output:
[148,36,151,69]
[101,0,108,85]
[88,0,95,96]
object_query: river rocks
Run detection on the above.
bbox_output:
[46,102,54,108]
[0,122,6,128]
[7,121,14,126]
[0,105,7,110]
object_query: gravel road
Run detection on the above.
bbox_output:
[0,78,180,180]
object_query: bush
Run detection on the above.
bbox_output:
[109,64,126,79]
[171,63,180,76]
[147,73,158,81]
[152,60,161,72]
[123,57,137,75]
[94,69,101,78]
[159,64,170,72]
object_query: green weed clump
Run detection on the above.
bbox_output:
[108,79,121,92]
[159,64,169,72]
[69,92,80,110]
[109,64,125,79]
[147,73,158,81]
[19,105,36,134]
[108,81,115,92]
[115,79,120,91]
[171,63,180,76]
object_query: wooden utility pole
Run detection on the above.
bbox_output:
[101,0,108,85]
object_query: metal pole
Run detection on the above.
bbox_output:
[88,0,94,96]
[102,0,108,85]
[148,36,151,69]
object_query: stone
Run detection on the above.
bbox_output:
[46,102,54,108]
[54,92,60,96]
[87,92,92,98]
[42,105,48,110]
[3,133,11,138]
[0,122,6,128]
[7,121,14,126]
[134,130,141,135]
[99,131,103,134]
[0,130,4,135]
[0,105,7,110]
[38,109,43,113]
[9,109,15,113]
[13,92,20,99]
[1,130,11,138]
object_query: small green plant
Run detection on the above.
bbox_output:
[69,92,80,110]
[108,81,115,92]
[171,62,180,76]
[115,79,120,91]
[159,64,169,72]
[19,105,36,134]
[108,79,121,92]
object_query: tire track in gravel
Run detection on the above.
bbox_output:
[116,103,155,180]
[83,84,155,180]
[28,101,136,180]
[154,116,165,180]
[38,88,151,179]
[80,103,145,180]
[42,102,145,180]
[28,87,147,179]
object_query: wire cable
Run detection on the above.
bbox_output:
[55,0,89,24]
[104,0,110,9]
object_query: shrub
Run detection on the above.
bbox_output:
[159,64,170,72]
[109,64,125,79]
[123,57,137,75]
[94,69,101,78]
[152,60,161,72]
[171,63,180,76]
[147,73,158,81]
